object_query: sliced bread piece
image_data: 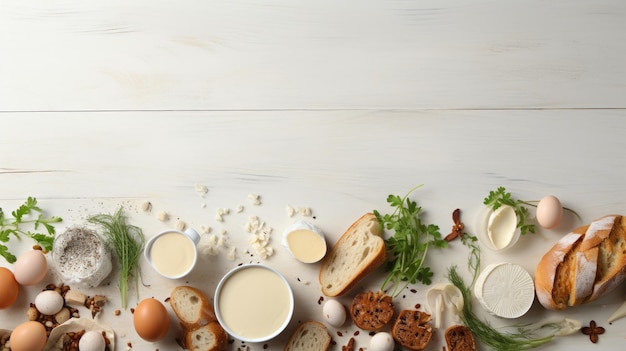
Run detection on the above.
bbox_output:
[284,321,331,351]
[350,290,394,331]
[184,323,228,351]
[319,213,385,297]
[169,286,218,329]
[391,310,433,351]
[169,285,227,351]
[445,325,477,351]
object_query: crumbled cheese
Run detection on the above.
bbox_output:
[200,203,206,208]
[297,207,312,217]
[157,211,169,222]
[175,220,187,231]
[195,183,209,196]
[140,201,152,212]
[248,193,261,206]
[236,205,244,213]
[286,205,295,217]
[244,216,274,259]
[200,225,212,234]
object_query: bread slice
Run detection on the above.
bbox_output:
[391,310,433,351]
[535,215,626,310]
[169,286,227,351]
[170,286,218,329]
[319,213,385,297]
[284,321,331,351]
[184,323,228,351]
[350,290,394,331]
[445,325,476,351]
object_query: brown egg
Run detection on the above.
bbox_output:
[133,298,170,342]
[10,321,47,351]
[0,267,19,309]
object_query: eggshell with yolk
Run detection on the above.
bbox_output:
[133,298,170,342]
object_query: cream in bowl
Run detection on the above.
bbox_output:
[144,228,200,279]
[215,264,294,342]
[281,221,327,263]
[476,205,520,251]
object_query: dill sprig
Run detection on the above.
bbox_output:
[88,207,144,309]
[448,232,559,350]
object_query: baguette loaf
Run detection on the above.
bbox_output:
[169,286,227,351]
[284,321,331,351]
[319,213,386,297]
[534,215,626,310]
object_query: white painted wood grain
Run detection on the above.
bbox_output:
[2,114,626,350]
[1,0,626,111]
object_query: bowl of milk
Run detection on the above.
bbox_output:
[214,264,294,343]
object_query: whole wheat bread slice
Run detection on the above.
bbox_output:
[319,213,386,297]
[284,321,331,351]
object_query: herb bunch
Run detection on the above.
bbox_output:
[88,207,144,309]
[0,197,62,263]
[374,185,447,297]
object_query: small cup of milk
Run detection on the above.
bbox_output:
[144,227,200,279]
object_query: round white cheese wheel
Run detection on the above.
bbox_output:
[473,262,534,319]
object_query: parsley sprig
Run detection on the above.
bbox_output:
[374,185,448,297]
[483,186,536,235]
[0,197,63,263]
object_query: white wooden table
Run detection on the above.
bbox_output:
[2,1,626,350]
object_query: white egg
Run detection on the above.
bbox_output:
[35,290,64,315]
[536,195,563,229]
[322,299,346,327]
[370,332,394,351]
[79,330,106,351]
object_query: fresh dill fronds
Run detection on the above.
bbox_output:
[88,207,144,309]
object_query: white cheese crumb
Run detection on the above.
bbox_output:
[244,216,274,259]
[195,183,209,196]
[157,211,169,222]
[286,205,295,217]
[175,220,187,231]
[297,207,312,216]
[248,193,261,206]
[227,247,236,261]
[215,213,224,222]
[140,201,152,212]
[236,205,244,213]
[200,203,206,208]
[200,225,212,234]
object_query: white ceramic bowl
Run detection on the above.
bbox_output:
[214,264,294,343]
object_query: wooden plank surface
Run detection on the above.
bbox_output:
[1,0,626,111]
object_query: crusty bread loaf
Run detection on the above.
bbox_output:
[169,286,227,351]
[445,325,476,351]
[319,213,386,297]
[391,310,433,351]
[284,321,331,351]
[535,215,626,310]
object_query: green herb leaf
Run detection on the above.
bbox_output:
[374,184,447,297]
[0,197,62,263]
